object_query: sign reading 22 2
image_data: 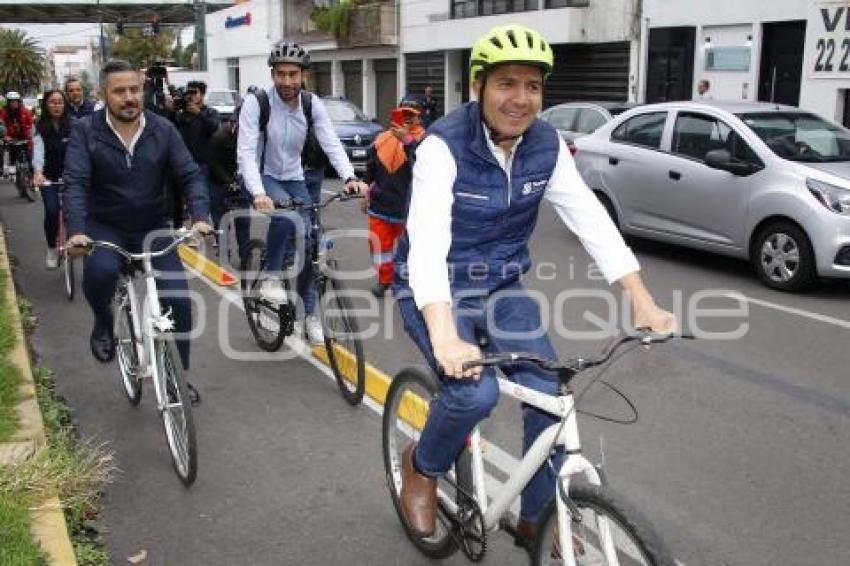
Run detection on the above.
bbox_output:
[814,4,850,72]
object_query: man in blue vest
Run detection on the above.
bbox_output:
[393,25,676,544]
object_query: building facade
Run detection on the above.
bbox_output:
[642,0,850,125]
[401,0,643,115]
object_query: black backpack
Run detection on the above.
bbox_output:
[300,90,330,170]
[233,85,271,174]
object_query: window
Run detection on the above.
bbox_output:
[227,57,240,93]
[544,107,579,131]
[739,111,850,162]
[611,112,667,149]
[546,0,589,8]
[576,109,608,133]
[673,112,761,164]
[452,0,536,19]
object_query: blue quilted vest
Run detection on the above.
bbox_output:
[394,102,560,297]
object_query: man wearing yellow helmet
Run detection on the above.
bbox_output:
[393,25,676,544]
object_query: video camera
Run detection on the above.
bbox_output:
[144,62,169,111]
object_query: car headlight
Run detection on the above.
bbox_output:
[806,178,850,215]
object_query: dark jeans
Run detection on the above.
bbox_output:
[40,183,60,248]
[83,221,193,370]
[397,282,563,524]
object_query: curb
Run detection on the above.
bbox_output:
[0,228,78,565]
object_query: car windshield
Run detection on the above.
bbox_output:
[206,91,238,106]
[324,99,367,122]
[737,111,850,162]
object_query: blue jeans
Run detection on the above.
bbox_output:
[260,175,317,316]
[397,282,563,524]
[83,221,193,370]
[40,183,60,248]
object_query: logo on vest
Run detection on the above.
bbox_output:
[521,179,549,196]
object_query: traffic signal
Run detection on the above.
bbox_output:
[116,19,124,35]
[152,17,160,35]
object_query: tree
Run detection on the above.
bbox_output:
[109,26,175,68]
[0,28,47,94]
[79,70,95,96]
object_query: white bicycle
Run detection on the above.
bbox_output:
[383,331,689,565]
[84,229,199,486]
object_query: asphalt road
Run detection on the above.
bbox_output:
[2,178,848,566]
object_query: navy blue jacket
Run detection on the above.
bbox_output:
[68,99,95,120]
[395,102,559,295]
[64,109,209,235]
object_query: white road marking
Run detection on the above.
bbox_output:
[721,291,850,330]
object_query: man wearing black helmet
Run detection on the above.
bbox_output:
[237,41,367,345]
[393,24,676,546]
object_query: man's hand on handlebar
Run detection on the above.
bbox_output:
[32,171,45,188]
[190,220,215,238]
[343,178,368,196]
[434,336,483,380]
[253,194,274,213]
[66,234,93,257]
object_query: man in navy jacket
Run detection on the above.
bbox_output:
[65,76,95,120]
[64,60,211,398]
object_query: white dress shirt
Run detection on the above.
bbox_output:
[406,125,640,309]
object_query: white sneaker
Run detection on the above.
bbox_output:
[304,314,325,345]
[45,248,59,270]
[258,276,288,305]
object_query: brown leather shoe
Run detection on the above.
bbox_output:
[400,443,437,538]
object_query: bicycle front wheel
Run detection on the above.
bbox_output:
[319,275,365,405]
[114,287,141,405]
[155,336,197,486]
[382,367,471,559]
[534,483,676,566]
[241,239,287,352]
[63,254,75,300]
[15,162,36,202]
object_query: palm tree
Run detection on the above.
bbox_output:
[0,28,46,94]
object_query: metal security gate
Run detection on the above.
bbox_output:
[374,58,398,126]
[405,51,444,116]
[545,42,631,106]
[311,62,332,96]
[458,43,630,107]
[342,60,363,110]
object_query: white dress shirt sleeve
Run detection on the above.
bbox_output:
[32,133,45,172]
[544,137,640,284]
[310,95,355,181]
[236,93,264,196]
[406,135,457,309]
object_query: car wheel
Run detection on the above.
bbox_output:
[751,221,816,292]
[595,191,620,231]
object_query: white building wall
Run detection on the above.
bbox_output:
[401,0,638,53]
[205,0,282,95]
[643,0,850,123]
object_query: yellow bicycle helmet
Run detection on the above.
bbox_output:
[469,24,554,82]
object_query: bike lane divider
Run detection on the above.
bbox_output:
[0,228,77,565]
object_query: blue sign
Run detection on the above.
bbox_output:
[225,12,252,29]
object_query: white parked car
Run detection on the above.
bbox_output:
[205,89,240,122]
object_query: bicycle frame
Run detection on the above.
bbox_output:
[438,376,612,566]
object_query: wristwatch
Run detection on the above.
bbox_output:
[344,176,359,185]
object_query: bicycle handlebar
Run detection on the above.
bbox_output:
[73,229,203,261]
[268,190,364,212]
[462,331,695,378]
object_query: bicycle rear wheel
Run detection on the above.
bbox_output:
[534,483,676,566]
[114,285,141,405]
[15,162,36,202]
[382,367,471,559]
[319,275,365,405]
[155,335,197,486]
[240,239,288,352]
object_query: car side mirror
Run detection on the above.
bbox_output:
[705,149,759,176]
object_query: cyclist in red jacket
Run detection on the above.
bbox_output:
[1,91,35,161]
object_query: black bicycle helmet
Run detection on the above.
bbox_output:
[398,95,425,113]
[268,41,311,68]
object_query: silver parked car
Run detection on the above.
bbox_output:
[573,101,850,291]
[540,102,638,145]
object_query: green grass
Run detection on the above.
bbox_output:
[0,261,112,566]
[0,497,47,565]
[0,269,22,442]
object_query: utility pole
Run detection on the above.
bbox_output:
[98,0,107,65]
[194,0,207,71]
